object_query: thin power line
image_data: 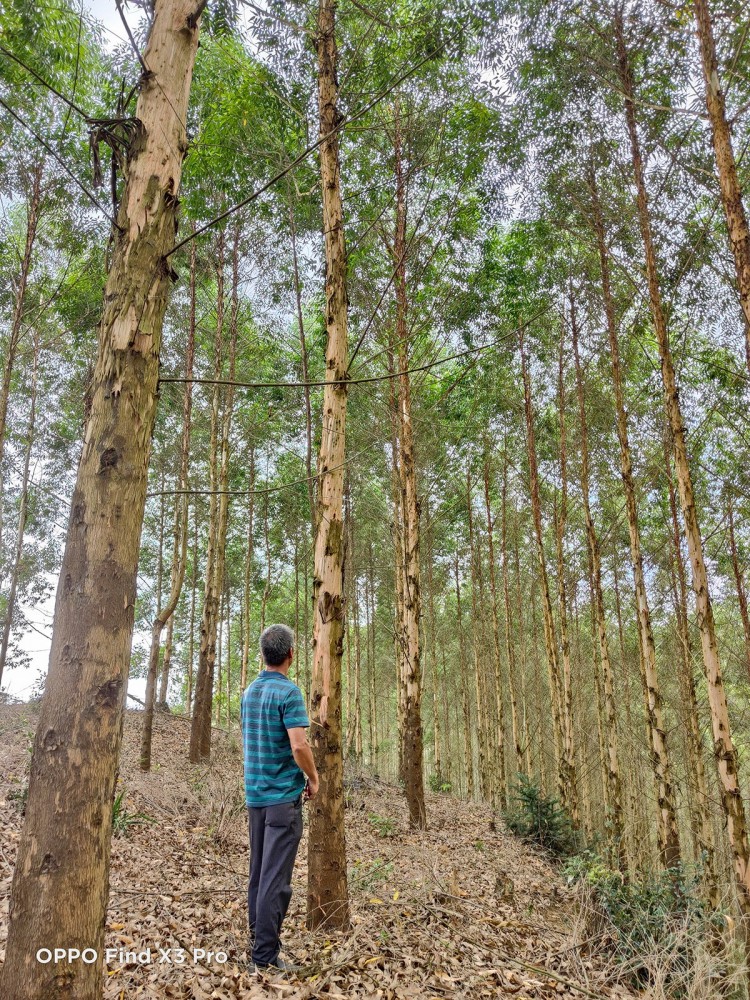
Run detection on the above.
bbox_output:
[158,309,550,392]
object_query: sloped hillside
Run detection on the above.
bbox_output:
[0,705,638,999]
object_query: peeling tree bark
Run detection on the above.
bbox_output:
[307,0,350,930]
[0,4,202,995]
[392,100,426,827]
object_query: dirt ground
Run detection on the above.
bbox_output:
[0,704,638,998]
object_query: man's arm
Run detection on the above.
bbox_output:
[287,727,319,797]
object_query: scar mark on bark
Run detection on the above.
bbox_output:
[41,729,60,752]
[98,448,118,472]
[39,853,60,875]
[95,678,122,709]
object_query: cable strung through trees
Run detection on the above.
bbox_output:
[157,308,552,391]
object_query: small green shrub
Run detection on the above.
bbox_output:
[503,775,578,856]
[428,773,452,794]
[563,851,730,992]
[349,857,394,893]
[8,782,28,814]
[368,812,396,838]
[112,789,153,837]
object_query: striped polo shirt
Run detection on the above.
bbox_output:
[241,670,310,807]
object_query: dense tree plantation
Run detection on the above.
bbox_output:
[1,0,750,995]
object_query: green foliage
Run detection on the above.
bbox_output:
[503,775,578,856]
[111,789,153,838]
[428,773,452,794]
[349,857,394,893]
[563,852,728,991]
[8,781,28,813]
[368,813,397,839]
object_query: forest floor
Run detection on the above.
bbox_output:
[0,704,640,999]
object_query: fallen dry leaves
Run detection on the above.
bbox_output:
[0,705,638,998]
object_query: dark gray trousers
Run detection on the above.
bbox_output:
[248,795,303,966]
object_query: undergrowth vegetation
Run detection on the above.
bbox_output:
[504,778,748,998]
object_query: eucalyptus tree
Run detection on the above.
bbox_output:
[692,0,750,370]
[0,1,208,993]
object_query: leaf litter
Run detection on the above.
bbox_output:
[0,705,638,998]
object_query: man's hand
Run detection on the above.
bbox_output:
[288,727,319,800]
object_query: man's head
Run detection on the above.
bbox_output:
[260,624,295,669]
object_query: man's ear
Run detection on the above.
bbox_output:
[289,647,295,663]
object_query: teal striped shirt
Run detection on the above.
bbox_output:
[241,670,310,807]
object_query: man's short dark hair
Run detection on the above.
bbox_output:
[260,624,295,666]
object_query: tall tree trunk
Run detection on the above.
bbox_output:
[589,159,681,871]
[570,296,629,863]
[352,569,362,760]
[612,555,647,874]
[0,5,202,995]
[664,429,717,896]
[482,456,507,807]
[225,579,231,727]
[0,160,43,572]
[260,491,271,634]
[190,225,240,759]
[512,508,532,779]
[392,101,426,826]
[367,541,378,770]
[159,615,174,708]
[693,0,750,372]
[240,443,255,694]
[616,13,750,911]
[727,493,750,677]
[467,469,489,802]
[289,198,316,534]
[307,0,350,930]
[388,355,406,782]
[553,329,578,827]
[140,236,196,769]
[425,503,443,782]
[499,449,523,780]
[216,587,224,727]
[187,503,198,713]
[190,232,225,762]
[455,553,474,798]
[519,330,565,802]
[0,332,39,686]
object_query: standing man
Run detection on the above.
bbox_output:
[241,624,319,972]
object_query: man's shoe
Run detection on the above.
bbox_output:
[253,957,300,974]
